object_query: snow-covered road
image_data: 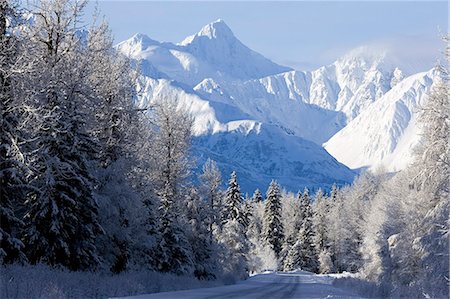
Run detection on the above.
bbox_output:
[118,271,364,299]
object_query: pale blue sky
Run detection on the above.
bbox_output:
[85,1,448,70]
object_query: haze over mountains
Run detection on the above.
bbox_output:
[116,19,439,192]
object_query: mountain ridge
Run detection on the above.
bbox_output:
[117,19,437,192]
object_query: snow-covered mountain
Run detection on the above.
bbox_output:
[116,19,291,86]
[118,19,437,191]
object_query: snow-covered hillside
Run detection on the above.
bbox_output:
[193,122,355,192]
[118,19,436,190]
[324,69,437,171]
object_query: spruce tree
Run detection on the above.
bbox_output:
[154,186,193,274]
[218,171,249,278]
[281,191,302,270]
[297,188,318,272]
[312,189,333,273]
[222,171,244,226]
[263,180,284,260]
[252,188,263,203]
[285,188,318,272]
[0,1,28,264]
[22,0,102,270]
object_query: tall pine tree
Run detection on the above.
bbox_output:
[218,171,249,278]
[222,171,245,226]
[263,180,284,261]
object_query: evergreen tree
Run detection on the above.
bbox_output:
[22,0,102,270]
[84,13,142,274]
[154,184,193,274]
[297,188,318,272]
[312,189,332,273]
[222,171,244,226]
[252,188,263,203]
[263,180,284,260]
[285,188,318,272]
[281,191,302,270]
[0,0,28,264]
[218,171,249,278]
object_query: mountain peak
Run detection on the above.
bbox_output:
[200,19,233,38]
[115,33,160,57]
[130,33,159,46]
[180,19,235,45]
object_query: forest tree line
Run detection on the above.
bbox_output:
[1,1,448,298]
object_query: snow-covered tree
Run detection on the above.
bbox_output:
[280,191,301,270]
[22,0,103,270]
[298,188,318,272]
[326,185,346,272]
[149,99,195,274]
[318,249,334,274]
[0,0,29,264]
[242,196,253,232]
[312,189,333,273]
[149,98,193,200]
[357,53,449,296]
[246,197,277,273]
[218,218,249,279]
[216,171,249,278]
[222,171,245,226]
[312,190,327,252]
[263,180,284,261]
[184,187,218,278]
[199,159,223,243]
[153,184,194,274]
[340,172,385,273]
[252,188,263,203]
[411,53,449,297]
[76,11,146,274]
[285,188,318,272]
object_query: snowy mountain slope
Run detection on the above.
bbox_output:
[308,46,409,121]
[193,121,355,193]
[324,68,438,171]
[194,72,346,144]
[136,77,219,135]
[137,75,355,193]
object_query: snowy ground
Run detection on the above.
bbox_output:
[116,271,365,299]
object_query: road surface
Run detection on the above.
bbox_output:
[118,271,364,299]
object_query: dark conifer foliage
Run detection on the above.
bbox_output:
[263,180,284,260]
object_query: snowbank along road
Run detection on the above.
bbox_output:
[117,271,365,299]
